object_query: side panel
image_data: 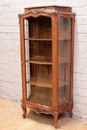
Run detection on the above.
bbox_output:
[19,16,27,101]
[58,14,75,110]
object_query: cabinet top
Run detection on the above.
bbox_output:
[24,5,72,13]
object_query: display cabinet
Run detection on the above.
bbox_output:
[19,5,75,128]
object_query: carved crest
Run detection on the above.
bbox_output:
[31,8,58,14]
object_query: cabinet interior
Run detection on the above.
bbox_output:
[24,16,71,107]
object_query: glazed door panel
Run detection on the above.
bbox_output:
[24,16,52,107]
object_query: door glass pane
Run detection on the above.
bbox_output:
[58,17,71,106]
[24,16,52,107]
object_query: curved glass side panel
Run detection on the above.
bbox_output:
[58,16,71,106]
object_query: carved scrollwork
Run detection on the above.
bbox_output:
[30,7,71,14]
[31,8,58,14]
[33,107,42,114]
[54,14,58,22]
[31,8,44,14]
[30,106,50,114]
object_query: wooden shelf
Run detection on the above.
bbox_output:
[59,97,69,106]
[59,80,69,87]
[25,38,52,41]
[59,57,70,64]
[26,56,69,65]
[27,56,52,65]
[25,38,71,41]
[27,77,69,88]
[29,60,52,65]
[28,93,52,107]
[27,93,68,107]
[27,77,52,88]
[59,37,71,41]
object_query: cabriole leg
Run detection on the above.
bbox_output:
[21,102,27,118]
[69,108,73,118]
[53,110,58,128]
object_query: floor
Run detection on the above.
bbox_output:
[0,98,87,130]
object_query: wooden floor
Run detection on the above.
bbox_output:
[0,98,87,130]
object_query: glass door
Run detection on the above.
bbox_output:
[58,16,71,106]
[24,16,52,107]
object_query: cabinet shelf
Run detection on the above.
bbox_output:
[28,93,52,107]
[59,57,70,64]
[59,97,69,106]
[26,56,69,65]
[59,80,69,87]
[25,38,71,41]
[25,38,52,41]
[27,56,52,65]
[27,77,69,88]
[27,77,52,88]
[28,93,68,107]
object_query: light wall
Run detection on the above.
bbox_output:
[0,0,87,119]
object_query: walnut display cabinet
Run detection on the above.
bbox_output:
[19,5,75,128]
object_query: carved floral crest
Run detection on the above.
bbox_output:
[31,8,58,14]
